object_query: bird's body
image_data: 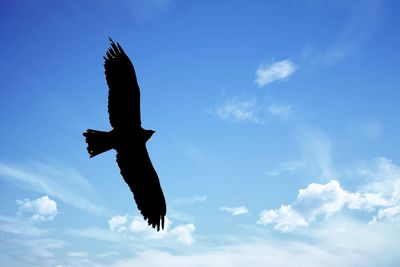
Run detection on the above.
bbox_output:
[83,39,166,231]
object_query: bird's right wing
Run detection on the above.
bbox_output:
[116,146,166,231]
[104,39,141,130]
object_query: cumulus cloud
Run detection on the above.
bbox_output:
[17,195,58,222]
[107,215,195,246]
[258,179,392,232]
[220,206,249,216]
[257,205,308,232]
[372,206,400,223]
[108,215,128,232]
[255,60,296,87]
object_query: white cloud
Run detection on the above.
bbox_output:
[212,96,261,123]
[0,161,106,215]
[220,206,249,216]
[255,59,296,87]
[257,205,308,232]
[0,215,47,236]
[258,179,393,232]
[266,160,307,176]
[108,215,128,232]
[372,206,400,223]
[107,215,195,246]
[107,218,400,267]
[172,195,207,206]
[268,103,292,120]
[17,195,58,222]
[169,224,195,245]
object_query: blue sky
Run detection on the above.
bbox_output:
[1,0,400,266]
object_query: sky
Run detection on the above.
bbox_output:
[1,0,400,266]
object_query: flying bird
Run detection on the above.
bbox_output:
[83,39,166,231]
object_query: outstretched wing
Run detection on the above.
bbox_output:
[116,146,166,231]
[104,39,141,130]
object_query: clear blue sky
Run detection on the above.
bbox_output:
[1,1,400,266]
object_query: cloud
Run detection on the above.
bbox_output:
[107,215,196,246]
[67,251,90,257]
[372,206,400,223]
[299,128,335,179]
[257,205,308,232]
[258,179,392,232]
[362,119,382,139]
[108,215,128,232]
[0,161,107,215]
[266,160,307,176]
[268,103,292,120]
[168,224,195,245]
[255,60,296,87]
[0,215,47,236]
[172,195,207,206]
[17,195,58,222]
[107,218,400,267]
[0,214,66,267]
[220,206,249,216]
[211,96,261,123]
[305,1,382,66]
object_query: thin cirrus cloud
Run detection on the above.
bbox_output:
[0,161,107,216]
[255,59,296,87]
[268,103,292,121]
[220,206,249,216]
[257,157,400,232]
[172,195,207,206]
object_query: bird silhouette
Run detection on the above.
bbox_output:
[83,38,166,231]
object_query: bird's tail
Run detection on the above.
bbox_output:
[83,129,114,158]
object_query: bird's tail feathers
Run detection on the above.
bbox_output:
[83,129,114,158]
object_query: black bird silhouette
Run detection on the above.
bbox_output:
[83,39,166,231]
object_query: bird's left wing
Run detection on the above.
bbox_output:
[116,146,166,231]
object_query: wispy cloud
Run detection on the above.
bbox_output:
[211,96,261,124]
[255,60,296,87]
[305,1,382,66]
[266,160,307,176]
[17,195,58,222]
[220,206,249,216]
[299,127,336,179]
[0,161,107,215]
[172,195,207,206]
[268,103,292,121]
[0,214,66,267]
[0,215,47,236]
